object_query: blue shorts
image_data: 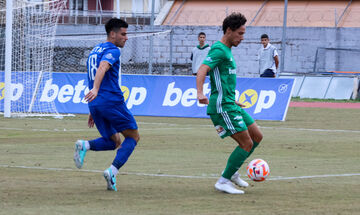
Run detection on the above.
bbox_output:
[89,102,138,139]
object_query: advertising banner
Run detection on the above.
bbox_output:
[0,72,294,121]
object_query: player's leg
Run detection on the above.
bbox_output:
[221,110,264,189]
[241,108,263,158]
[215,130,253,194]
[86,132,123,191]
[110,129,139,172]
[74,136,119,169]
[247,122,263,158]
[104,129,139,191]
[87,106,119,151]
[103,103,139,191]
[74,108,119,169]
[210,111,251,194]
[76,138,117,168]
[225,130,252,179]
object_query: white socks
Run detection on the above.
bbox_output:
[84,141,90,150]
[109,165,119,176]
[217,176,230,184]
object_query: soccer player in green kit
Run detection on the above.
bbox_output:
[196,13,263,194]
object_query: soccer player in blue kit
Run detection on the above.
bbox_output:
[73,18,140,192]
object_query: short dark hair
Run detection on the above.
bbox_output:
[222,12,247,34]
[198,32,206,37]
[105,18,128,36]
[261,34,269,39]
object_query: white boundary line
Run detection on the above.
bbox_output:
[1,164,359,181]
[0,127,212,132]
[260,126,360,133]
[1,125,360,133]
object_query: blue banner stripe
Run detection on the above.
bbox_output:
[0,72,294,121]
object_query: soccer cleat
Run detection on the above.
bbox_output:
[103,168,117,191]
[215,180,244,194]
[74,140,87,169]
[231,172,249,188]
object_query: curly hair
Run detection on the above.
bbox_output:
[222,13,247,34]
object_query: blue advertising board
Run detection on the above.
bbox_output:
[0,72,294,121]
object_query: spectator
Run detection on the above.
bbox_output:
[191,32,210,76]
[258,34,279,77]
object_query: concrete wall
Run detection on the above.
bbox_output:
[56,25,360,77]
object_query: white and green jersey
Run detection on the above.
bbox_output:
[202,41,240,114]
[191,44,210,74]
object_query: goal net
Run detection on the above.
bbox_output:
[0,0,66,117]
[54,30,173,76]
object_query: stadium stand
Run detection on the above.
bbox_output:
[163,0,360,27]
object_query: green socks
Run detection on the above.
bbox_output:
[222,146,249,180]
[221,141,260,180]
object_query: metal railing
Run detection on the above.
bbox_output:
[58,9,158,25]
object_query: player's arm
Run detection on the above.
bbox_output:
[196,64,211,104]
[273,48,279,70]
[274,55,279,70]
[235,101,246,108]
[85,61,111,102]
[197,47,223,104]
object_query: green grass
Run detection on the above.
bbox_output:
[0,107,359,215]
[291,97,360,103]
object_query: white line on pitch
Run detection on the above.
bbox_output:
[0,124,359,133]
[260,126,360,133]
[267,174,360,180]
[0,127,211,132]
[1,164,359,181]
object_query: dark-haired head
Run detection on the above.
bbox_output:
[222,13,247,34]
[198,32,206,37]
[105,18,128,36]
[261,34,269,39]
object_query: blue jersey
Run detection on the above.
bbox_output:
[87,42,123,106]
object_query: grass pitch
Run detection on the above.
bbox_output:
[0,107,359,215]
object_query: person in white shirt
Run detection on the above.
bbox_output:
[258,34,279,78]
[191,32,210,75]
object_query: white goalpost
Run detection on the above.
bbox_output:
[1,0,67,117]
[4,0,12,117]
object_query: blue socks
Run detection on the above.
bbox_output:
[88,137,137,170]
[89,137,116,151]
[112,137,137,169]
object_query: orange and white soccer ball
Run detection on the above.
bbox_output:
[246,159,270,182]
